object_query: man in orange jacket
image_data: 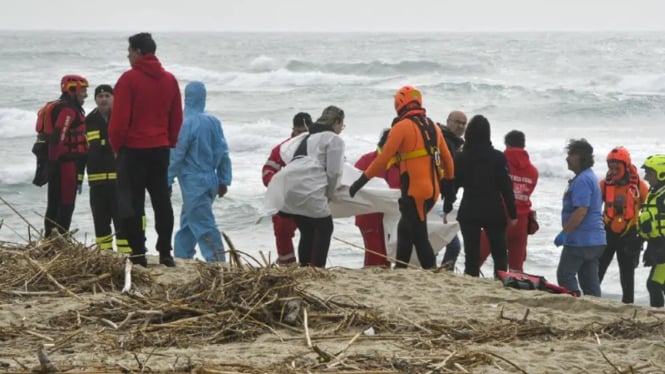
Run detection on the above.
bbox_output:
[349,86,455,269]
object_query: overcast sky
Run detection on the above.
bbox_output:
[2,0,664,32]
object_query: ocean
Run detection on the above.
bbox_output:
[1,31,664,305]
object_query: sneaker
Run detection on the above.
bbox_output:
[159,255,176,267]
[130,255,148,268]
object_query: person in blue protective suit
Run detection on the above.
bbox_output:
[168,81,232,262]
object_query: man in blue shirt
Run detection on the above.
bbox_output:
[555,139,606,296]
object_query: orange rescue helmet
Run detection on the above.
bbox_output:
[61,74,89,96]
[606,146,631,182]
[394,85,422,113]
[607,146,631,166]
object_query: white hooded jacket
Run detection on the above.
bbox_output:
[265,131,345,218]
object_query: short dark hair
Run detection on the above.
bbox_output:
[566,138,594,169]
[505,130,525,148]
[128,33,156,55]
[293,112,312,129]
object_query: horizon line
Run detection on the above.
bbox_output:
[1,28,664,33]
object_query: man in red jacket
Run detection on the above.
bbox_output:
[479,130,538,271]
[261,112,311,265]
[354,129,401,267]
[109,32,183,267]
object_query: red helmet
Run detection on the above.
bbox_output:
[394,85,422,113]
[61,75,89,96]
[607,146,631,166]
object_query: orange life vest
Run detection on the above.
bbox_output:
[602,165,643,235]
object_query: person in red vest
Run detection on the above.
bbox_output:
[479,130,538,272]
[40,75,89,237]
[261,112,312,265]
[598,146,648,304]
[354,129,401,267]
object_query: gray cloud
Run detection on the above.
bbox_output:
[2,0,664,32]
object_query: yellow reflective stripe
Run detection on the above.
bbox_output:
[116,239,132,254]
[88,173,117,181]
[96,234,113,250]
[96,234,113,244]
[386,148,431,169]
[86,130,101,141]
[652,263,665,285]
[142,215,147,230]
[117,246,132,254]
[88,173,107,181]
[77,174,84,182]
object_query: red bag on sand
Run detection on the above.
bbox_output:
[497,270,577,296]
[527,209,539,235]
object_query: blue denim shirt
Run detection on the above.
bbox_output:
[561,168,606,246]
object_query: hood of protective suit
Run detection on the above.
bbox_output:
[184,81,206,118]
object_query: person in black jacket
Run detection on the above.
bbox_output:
[453,115,517,277]
[438,110,466,269]
[85,85,132,253]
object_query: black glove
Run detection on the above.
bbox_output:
[441,180,456,213]
[349,174,369,198]
[443,199,453,214]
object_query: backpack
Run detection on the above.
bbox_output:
[31,100,64,186]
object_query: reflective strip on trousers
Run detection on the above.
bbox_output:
[116,239,132,254]
[88,173,117,182]
[96,234,113,250]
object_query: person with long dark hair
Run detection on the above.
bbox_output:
[454,115,517,277]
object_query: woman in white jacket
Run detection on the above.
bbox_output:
[266,106,346,267]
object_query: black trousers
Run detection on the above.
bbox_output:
[598,231,641,304]
[293,215,333,268]
[395,196,435,269]
[461,221,507,277]
[116,147,173,258]
[90,182,134,253]
[45,160,77,236]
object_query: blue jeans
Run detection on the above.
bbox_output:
[557,245,605,297]
[441,235,461,265]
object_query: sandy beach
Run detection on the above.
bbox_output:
[1,241,664,373]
